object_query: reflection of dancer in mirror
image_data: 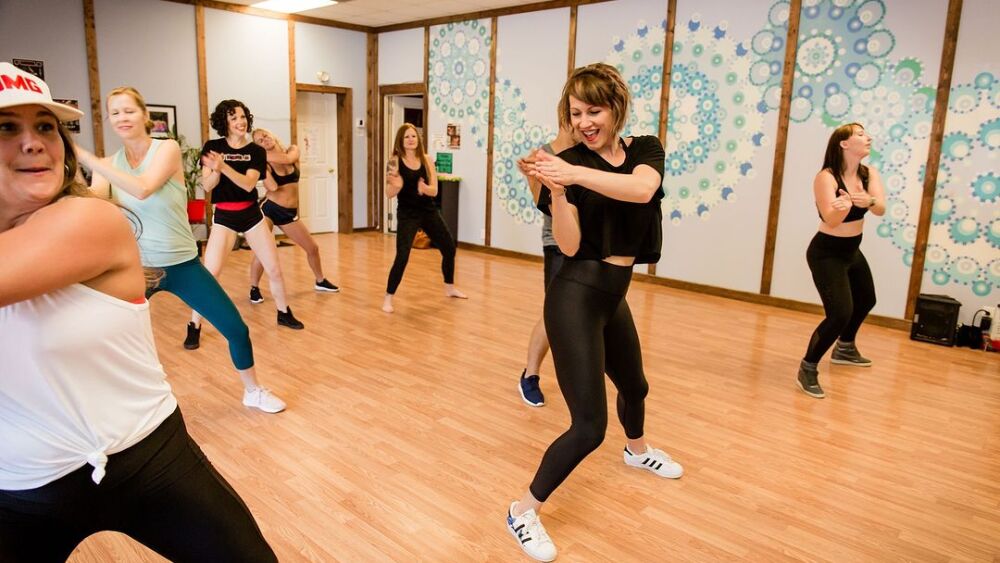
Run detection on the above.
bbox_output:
[0,65,277,561]
[192,99,304,344]
[797,122,884,399]
[505,63,682,562]
[382,123,466,313]
[249,127,339,304]
[80,87,285,413]
[514,126,576,408]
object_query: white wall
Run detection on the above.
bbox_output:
[295,23,369,228]
[94,0,199,155]
[489,8,569,255]
[379,28,424,85]
[204,9,290,146]
[0,0,95,151]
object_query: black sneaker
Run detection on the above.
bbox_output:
[314,279,340,293]
[277,307,305,330]
[831,340,872,367]
[797,360,825,398]
[183,322,201,350]
[249,286,264,304]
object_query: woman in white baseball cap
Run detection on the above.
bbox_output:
[0,61,277,562]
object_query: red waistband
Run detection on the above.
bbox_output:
[215,201,255,211]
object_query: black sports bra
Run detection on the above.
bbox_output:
[818,168,870,223]
[268,163,300,186]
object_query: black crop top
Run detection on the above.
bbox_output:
[201,138,267,203]
[396,157,437,212]
[268,163,300,186]
[538,135,665,264]
[819,166,870,223]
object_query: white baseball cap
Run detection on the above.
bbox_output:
[0,61,84,121]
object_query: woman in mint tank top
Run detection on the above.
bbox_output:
[76,87,286,414]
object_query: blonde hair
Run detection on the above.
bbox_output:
[392,123,430,172]
[252,127,287,153]
[106,86,154,134]
[557,63,631,138]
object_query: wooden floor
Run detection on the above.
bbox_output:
[71,232,1000,562]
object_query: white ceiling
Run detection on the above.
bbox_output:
[228,0,543,28]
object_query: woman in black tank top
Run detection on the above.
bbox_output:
[249,128,339,297]
[798,122,886,399]
[381,123,466,313]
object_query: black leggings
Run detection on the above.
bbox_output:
[803,232,877,363]
[0,409,276,563]
[386,209,457,294]
[529,260,649,502]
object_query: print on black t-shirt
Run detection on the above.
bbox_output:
[201,138,267,203]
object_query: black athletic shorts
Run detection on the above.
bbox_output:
[213,204,265,233]
[260,200,299,226]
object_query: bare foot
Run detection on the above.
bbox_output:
[382,294,394,313]
[444,285,468,299]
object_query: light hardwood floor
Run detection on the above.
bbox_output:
[70,232,1000,562]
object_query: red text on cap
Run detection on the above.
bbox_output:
[0,74,43,94]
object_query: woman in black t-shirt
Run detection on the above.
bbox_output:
[381,123,466,313]
[504,63,683,562]
[191,100,303,340]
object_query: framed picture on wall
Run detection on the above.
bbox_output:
[12,58,44,80]
[52,99,81,133]
[147,104,177,139]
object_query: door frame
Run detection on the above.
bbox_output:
[376,82,425,232]
[292,83,353,234]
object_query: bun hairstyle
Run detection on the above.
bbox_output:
[557,62,631,138]
[106,86,154,134]
[210,99,254,137]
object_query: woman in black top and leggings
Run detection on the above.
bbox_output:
[797,122,885,399]
[382,123,466,313]
[504,63,683,562]
[191,100,303,339]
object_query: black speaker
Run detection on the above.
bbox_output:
[911,294,961,346]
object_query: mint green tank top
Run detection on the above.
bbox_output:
[111,139,199,267]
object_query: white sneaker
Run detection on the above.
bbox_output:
[242,387,286,413]
[506,502,557,561]
[624,446,683,479]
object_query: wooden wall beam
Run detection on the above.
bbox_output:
[82,0,104,156]
[567,5,577,75]
[484,17,498,247]
[367,32,379,229]
[649,0,677,277]
[904,0,964,319]
[195,4,209,144]
[423,26,430,148]
[288,20,297,144]
[759,0,802,295]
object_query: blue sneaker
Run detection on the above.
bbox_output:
[519,370,545,407]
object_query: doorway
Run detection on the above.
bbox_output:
[294,85,353,233]
[377,83,425,234]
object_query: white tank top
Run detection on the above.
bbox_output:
[0,284,177,490]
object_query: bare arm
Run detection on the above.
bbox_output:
[218,161,260,192]
[261,166,279,193]
[77,141,182,201]
[417,154,438,197]
[517,149,544,204]
[0,197,142,306]
[268,145,300,165]
[538,173,580,256]
[385,156,403,199]
[814,170,852,227]
[88,169,112,199]
[532,150,661,203]
[844,166,886,217]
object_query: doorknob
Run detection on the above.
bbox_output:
[328,168,335,173]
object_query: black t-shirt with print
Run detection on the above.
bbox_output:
[201,138,267,203]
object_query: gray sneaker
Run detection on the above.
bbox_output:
[797,360,825,398]
[831,341,872,367]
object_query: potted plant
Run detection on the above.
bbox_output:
[170,128,205,223]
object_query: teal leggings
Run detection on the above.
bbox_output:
[148,258,254,370]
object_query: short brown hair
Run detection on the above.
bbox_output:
[557,63,630,137]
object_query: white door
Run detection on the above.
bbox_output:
[297,91,338,233]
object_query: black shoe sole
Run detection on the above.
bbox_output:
[830,358,872,367]
[278,320,305,330]
[184,341,200,350]
[797,380,825,398]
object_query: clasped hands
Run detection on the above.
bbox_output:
[201,151,224,173]
[518,149,575,197]
[831,188,874,211]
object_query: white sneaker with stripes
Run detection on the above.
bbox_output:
[506,502,557,561]
[624,446,683,479]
